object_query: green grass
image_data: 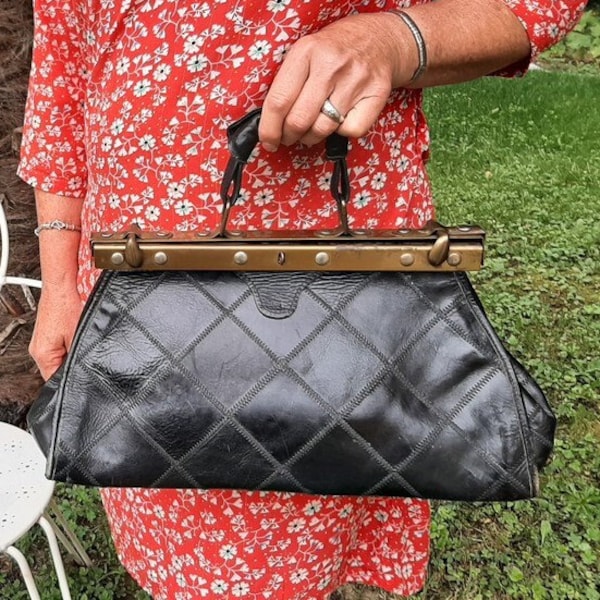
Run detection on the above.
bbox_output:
[417,71,600,600]
[1,71,599,599]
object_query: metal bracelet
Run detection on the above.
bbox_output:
[389,10,428,84]
[34,220,82,237]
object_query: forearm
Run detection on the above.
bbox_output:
[395,0,531,88]
[35,189,83,291]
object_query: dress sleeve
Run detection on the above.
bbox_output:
[499,0,587,63]
[17,0,88,198]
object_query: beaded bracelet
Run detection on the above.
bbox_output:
[34,220,82,237]
[389,10,428,84]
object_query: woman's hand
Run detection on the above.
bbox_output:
[259,0,534,151]
[31,189,84,380]
[259,12,417,150]
[29,285,84,381]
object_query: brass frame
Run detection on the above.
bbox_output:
[91,225,485,272]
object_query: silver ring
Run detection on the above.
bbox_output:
[320,98,345,125]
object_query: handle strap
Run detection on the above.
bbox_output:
[220,109,350,237]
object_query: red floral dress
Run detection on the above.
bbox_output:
[19,1,583,598]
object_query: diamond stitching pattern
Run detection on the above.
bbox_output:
[43,269,553,500]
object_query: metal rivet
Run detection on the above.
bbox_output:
[458,226,471,232]
[447,252,462,266]
[315,252,330,266]
[154,251,168,265]
[111,252,125,265]
[156,231,169,237]
[101,232,114,238]
[400,253,415,266]
[277,252,286,265]
[233,251,248,265]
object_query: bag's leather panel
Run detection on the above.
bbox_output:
[28,270,555,500]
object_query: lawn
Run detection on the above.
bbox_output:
[1,71,598,599]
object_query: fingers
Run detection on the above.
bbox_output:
[260,15,396,150]
[29,337,67,381]
[29,290,83,380]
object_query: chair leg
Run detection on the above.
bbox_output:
[3,546,42,600]
[47,498,93,567]
[38,515,73,600]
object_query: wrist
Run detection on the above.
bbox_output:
[388,11,428,86]
[382,11,424,88]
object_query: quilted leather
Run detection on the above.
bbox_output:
[28,269,555,501]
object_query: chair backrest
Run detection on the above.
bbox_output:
[0,199,42,291]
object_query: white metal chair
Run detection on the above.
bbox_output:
[0,201,92,599]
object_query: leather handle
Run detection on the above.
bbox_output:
[220,109,350,236]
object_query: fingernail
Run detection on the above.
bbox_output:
[263,143,278,152]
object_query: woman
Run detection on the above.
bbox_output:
[19,1,583,598]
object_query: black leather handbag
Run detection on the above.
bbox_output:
[28,110,556,501]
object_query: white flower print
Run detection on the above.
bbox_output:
[146,206,160,221]
[267,0,290,13]
[110,119,125,135]
[317,174,331,191]
[287,518,306,534]
[371,172,387,190]
[153,63,172,81]
[139,134,156,151]
[187,54,209,73]
[290,569,309,584]
[375,510,388,523]
[211,580,228,595]
[219,544,237,560]
[174,199,193,216]
[168,181,186,199]
[248,40,271,60]
[101,137,113,152]
[133,79,152,97]
[183,34,204,54]
[232,582,250,597]
[31,115,41,129]
[354,190,372,209]
[304,500,322,516]
[108,194,120,209]
[115,56,130,75]
[254,189,274,206]
[273,44,289,63]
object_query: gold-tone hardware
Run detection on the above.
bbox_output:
[400,253,415,266]
[233,251,248,265]
[91,223,485,272]
[111,252,125,265]
[156,231,170,238]
[447,252,462,267]
[315,252,331,266]
[458,226,472,232]
[154,251,168,265]
[427,230,450,266]
[101,232,114,238]
[124,232,144,268]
